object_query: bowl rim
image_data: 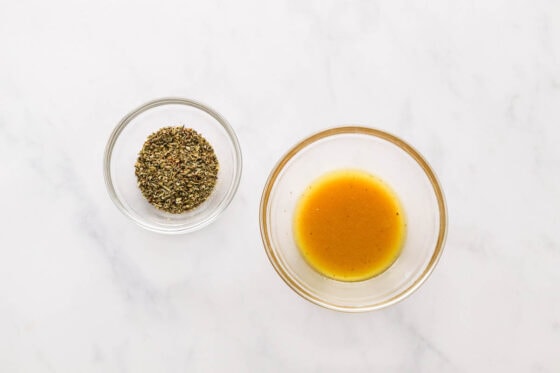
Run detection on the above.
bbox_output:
[104,97,242,234]
[259,126,447,312]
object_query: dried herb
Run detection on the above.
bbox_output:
[135,126,219,214]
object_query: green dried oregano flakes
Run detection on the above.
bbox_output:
[135,126,219,214]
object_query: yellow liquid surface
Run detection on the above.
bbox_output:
[294,170,406,281]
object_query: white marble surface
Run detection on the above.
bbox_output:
[1,0,559,371]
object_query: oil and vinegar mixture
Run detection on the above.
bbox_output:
[294,169,406,281]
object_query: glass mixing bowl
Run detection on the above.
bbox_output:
[260,127,446,311]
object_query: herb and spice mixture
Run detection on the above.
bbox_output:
[135,126,219,214]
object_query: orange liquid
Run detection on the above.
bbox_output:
[294,170,406,281]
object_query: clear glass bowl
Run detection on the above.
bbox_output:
[104,98,242,234]
[260,127,446,312]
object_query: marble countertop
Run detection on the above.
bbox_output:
[1,0,559,371]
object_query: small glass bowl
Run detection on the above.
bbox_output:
[260,127,446,312]
[104,98,242,234]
